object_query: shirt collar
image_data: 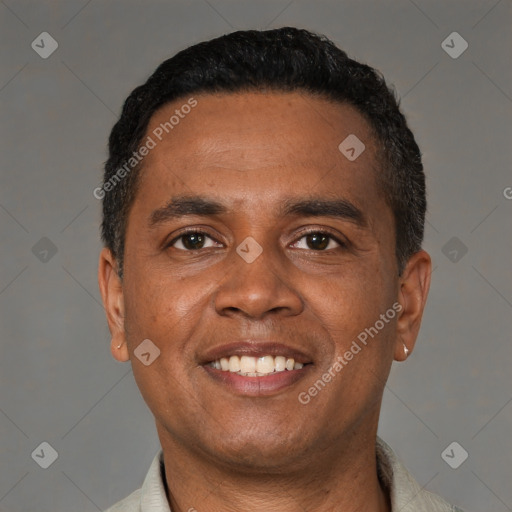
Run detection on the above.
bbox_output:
[137,437,459,511]
[139,451,171,512]
[376,437,460,511]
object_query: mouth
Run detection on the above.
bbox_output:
[206,354,309,377]
[200,342,314,396]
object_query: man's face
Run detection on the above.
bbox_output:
[109,92,410,471]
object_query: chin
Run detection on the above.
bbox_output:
[198,427,320,474]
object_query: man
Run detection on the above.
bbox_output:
[98,27,464,511]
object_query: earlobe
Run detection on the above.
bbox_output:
[110,337,130,363]
[394,250,432,362]
[394,338,410,362]
[98,248,130,362]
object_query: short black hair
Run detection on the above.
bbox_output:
[101,27,425,277]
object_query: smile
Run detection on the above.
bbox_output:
[207,355,306,377]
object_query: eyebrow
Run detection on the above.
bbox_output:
[148,195,367,228]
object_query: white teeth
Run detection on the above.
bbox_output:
[275,356,286,371]
[209,355,307,375]
[240,355,256,373]
[256,356,274,374]
[228,355,240,372]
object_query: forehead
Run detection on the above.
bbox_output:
[135,91,386,220]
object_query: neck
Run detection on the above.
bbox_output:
[157,428,391,512]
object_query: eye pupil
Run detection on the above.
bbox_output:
[174,231,337,252]
[183,233,205,250]
[306,233,329,250]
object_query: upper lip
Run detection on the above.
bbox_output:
[200,341,313,365]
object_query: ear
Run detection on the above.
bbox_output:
[98,248,129,362]
[394,250,431,362]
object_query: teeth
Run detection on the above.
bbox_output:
[208,355,307,375]
[275,356,286,371]
[240,355,256,373]
[228,355,240,372]
[256,356,274,374]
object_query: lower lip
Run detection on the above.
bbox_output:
[202,365,312,396]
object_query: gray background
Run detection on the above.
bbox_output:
[1,1,511,511]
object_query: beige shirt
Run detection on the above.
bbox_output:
[104,438,464,511]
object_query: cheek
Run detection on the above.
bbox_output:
[124,280,191,340]
[308,263,393,337]
[122,274,201,420]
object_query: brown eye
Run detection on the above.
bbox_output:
[305,233,330,250]
[292,231,344,251]
[181,233,206,250]
[170,231,219,251]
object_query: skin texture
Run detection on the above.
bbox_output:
[98,91,431,512]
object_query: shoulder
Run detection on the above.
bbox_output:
[103,488,142,512]
[376,437,465,512]
[103,451,168,512]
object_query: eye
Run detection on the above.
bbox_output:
[292,230,345,251]
[169,230,221,251]
[168,229,346,252]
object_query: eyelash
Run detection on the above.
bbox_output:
[167,227,347,251]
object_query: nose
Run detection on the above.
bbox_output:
[213,239,304,320]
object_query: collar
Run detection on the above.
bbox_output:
[109,437,461,511]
